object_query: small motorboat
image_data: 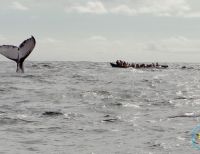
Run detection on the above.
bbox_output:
[110,62,129,68]
[153,65,169,69]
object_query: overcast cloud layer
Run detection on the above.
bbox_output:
[0,0,200,62]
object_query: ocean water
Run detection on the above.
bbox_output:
[0,61,200,154]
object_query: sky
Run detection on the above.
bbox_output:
[0,0,200,62]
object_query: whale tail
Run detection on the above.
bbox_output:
[0,36,36,73]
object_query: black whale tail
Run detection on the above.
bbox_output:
[0,36,36,73]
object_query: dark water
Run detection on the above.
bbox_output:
[0,61,200,154]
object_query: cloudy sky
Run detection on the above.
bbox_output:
[0,0,200,62]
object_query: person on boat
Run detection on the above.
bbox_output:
[156,62,159,67]
[120,60,124,66]
[116,60,120,66]
[122,61,128,67]
[117,60,122,67]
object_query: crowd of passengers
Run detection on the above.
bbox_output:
[116,60,160,68]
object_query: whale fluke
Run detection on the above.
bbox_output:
[0,36,36,73]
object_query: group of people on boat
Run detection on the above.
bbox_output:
[115,60,161,68]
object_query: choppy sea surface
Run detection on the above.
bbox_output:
[0,61,200,154]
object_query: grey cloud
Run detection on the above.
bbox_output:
[65,0,192,17]
[63,0,200,18]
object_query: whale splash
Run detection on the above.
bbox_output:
[0,36,36,73]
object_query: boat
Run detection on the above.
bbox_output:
[159,65,168,68]
[110,62,129,68]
